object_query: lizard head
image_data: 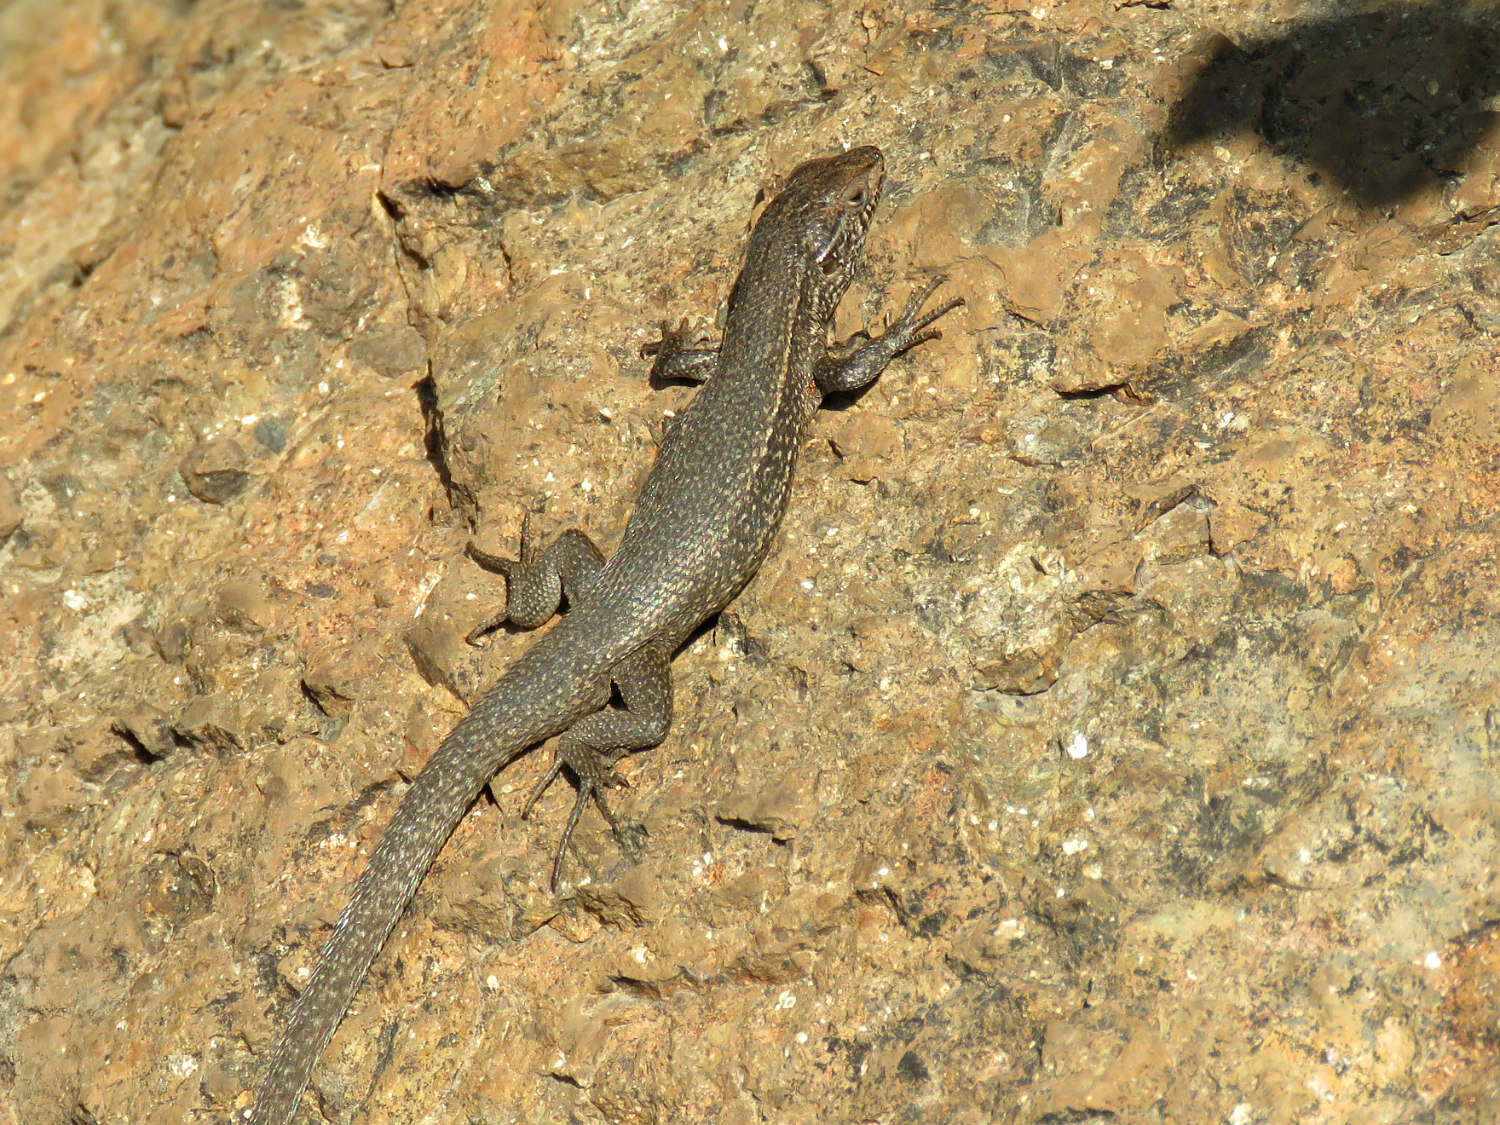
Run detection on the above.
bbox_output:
[757,145,885,320]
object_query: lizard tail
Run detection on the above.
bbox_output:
[244,650,594,1124]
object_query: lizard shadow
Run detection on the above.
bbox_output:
[1163,0,1500,209]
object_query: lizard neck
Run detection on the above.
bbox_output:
[717,239,828,427]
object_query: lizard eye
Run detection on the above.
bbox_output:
[846,187,866,207]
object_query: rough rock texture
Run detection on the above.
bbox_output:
[2,1,1497,1123]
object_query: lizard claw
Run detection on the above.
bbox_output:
[641,317,698,359]
[813,274,963,395]
[545,772,631,892]
[887,275,964,354]
[643,318,719,384]
[523,743,635,890]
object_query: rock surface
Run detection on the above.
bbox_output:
[2,1,1497,1123]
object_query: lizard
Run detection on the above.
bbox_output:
[244,143,961,1124]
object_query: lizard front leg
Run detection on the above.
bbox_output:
[465,512,605,641]
[642,317,720,384]
[521,643,673,888]
[814,276,963,395]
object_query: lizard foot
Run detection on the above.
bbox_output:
[521,742,635,891]
[642,318,718,385]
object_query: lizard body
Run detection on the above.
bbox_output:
[245,144,959,1123]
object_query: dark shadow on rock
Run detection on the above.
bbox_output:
[1164,2,1500,208]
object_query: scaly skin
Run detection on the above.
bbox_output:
[244,145,961,1124]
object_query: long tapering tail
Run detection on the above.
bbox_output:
[244,649,596,1124]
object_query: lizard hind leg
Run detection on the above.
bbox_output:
[465,512,606,641]
[520,644,674,889]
